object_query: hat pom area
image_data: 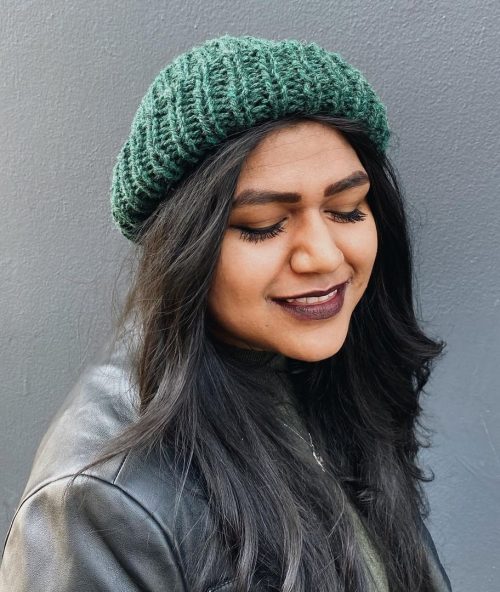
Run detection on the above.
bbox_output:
[111,34,390,242]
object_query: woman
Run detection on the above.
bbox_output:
[0,35,452,591]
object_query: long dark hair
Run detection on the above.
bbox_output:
[69,114,446,591]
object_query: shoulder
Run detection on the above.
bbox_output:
[2,327,214,590]
[420,518,453,591]
[16,324,207,525]
[20,327,139,495]
[1,472,189,591]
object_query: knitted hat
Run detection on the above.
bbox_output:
[111,34,390,242]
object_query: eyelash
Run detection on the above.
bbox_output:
[236,209,367,244]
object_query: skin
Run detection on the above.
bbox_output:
[207,121,378,362]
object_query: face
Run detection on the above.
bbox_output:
[207,121,378,362]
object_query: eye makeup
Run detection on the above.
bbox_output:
[235,208,367,244]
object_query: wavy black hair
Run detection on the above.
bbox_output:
[69,113,446,591]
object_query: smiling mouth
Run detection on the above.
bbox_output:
[272,281,348,320]
[272,280,349,304]
[279,287,339,305]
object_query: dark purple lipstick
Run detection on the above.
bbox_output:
[272,280,349,321]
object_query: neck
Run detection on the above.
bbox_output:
[211,337,288,370]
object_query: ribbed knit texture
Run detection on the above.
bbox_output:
[111,34,390,242]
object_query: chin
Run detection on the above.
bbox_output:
[282,341,344,363]
[281,325,348,362]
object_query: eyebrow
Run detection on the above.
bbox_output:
[232,170,370,209]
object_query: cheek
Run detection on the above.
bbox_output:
[209,235,280,306]
[340,219,378,274]
[366,225,378,268]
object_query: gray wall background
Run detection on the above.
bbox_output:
[1,1,499,589]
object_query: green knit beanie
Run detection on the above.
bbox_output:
[111,34,390,242]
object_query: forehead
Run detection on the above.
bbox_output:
[237,121,364,190]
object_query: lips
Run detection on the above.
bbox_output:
[273,280,349,301]
[272,281,347,320]
[282,288,338,305]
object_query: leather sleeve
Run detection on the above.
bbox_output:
[1,474,188,591]
[420,519,453,592]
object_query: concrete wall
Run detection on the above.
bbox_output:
[1,1,498,589]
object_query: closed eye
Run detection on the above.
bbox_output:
[234,208,367,244]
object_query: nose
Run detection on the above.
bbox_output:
[289,214,344,274]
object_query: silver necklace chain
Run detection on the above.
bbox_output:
[281,421,326,472]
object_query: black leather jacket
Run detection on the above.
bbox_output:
[1,332,452,591]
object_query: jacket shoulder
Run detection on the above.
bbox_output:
[19,327,140,496]
[1,473,188,591]
[15,323,207,528]
[2,325,218,590]
[420,518,453,591]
